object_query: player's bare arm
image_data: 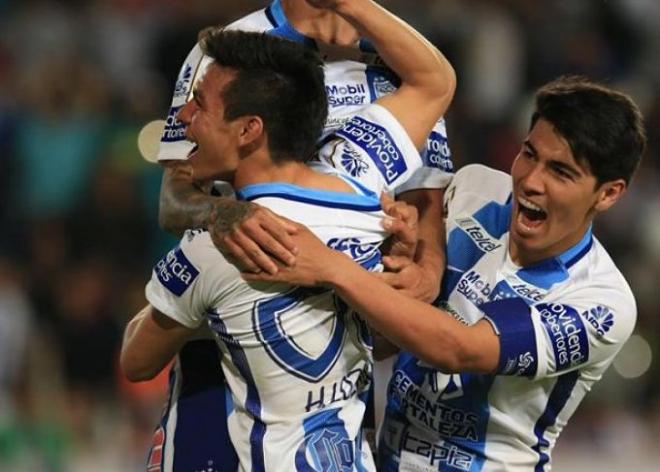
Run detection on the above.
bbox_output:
[318,0,455,149]
[379,189,446,302]
[309,0,453,300]
[120,304,197,381]
[159,160,298,274]
[244,226,499,374]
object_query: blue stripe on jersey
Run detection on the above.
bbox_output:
[473,200,512,239]
[480,298,538,377]
[296,408,355,471]
[208,310,267,472]
[253,287,347,382]
[442,200,512,298]
[560,227,593,268]
[236,182,381,211]
[515,228,593,290]
[515,260,567,290]
[265,0,286,27]
[533,371,579,471]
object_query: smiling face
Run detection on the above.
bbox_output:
[176,64,244,182]
[509,118,625,266]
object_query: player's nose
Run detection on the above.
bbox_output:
[520,162,545,195]
[176,101,195,126]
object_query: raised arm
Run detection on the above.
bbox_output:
[315,0,456,149]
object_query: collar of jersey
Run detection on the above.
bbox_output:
[235,182,381,211]
[514,226,594,289]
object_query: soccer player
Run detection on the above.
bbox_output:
[159,0,452,295]
[121,0,456,470]
[147,1,454,469]
[245,75,647,470]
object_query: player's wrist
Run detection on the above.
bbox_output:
[325,252,363,289]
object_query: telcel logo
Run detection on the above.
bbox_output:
[455,217,501,252]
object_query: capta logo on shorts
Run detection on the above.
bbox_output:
[161,106,186,143]
[336,116,407,184]
[154,247,199,296]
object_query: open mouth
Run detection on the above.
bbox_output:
[187,144,199,160]
[517,196,547,230]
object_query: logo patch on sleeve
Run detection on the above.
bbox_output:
[538,303,589,371]
[583,305,614,337]
[336,116,407,184]
[422,131,453,172]
[161,106,186,143]
[154,247,199,296]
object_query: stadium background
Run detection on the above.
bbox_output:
[0,0,658,470]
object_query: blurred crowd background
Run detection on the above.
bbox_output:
[0,0,658,470]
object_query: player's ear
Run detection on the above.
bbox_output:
[593,179,626,213]
[237,116,264,147]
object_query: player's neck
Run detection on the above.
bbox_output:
[234,154,354,194]
[282,0,359,45]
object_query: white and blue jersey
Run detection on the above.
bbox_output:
[151,1,450,467]
[148,104,423,471]
[379,165,636,471]
[157,0,453,194]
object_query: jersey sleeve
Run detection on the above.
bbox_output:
[157,44,213,161]
[394,117,454,194]
[319,103,424,196]
[480,289,636,380]
[145,231,233,328]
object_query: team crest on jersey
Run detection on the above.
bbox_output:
[154,247,199,296]
[339,145,369,178]
[336,116,407,184]
[327,237,380,264]
[583,306,614,337]
[161,105,186,143]
[173,63,193,99]
[370,73,397,99]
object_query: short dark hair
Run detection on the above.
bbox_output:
[199,28,328,162]
[530,75,646,185]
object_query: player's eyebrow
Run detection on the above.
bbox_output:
[525,138,583,178]
[523,139,537,156]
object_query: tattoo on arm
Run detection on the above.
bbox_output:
[158,162,256,237]
[207,199,255,236]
